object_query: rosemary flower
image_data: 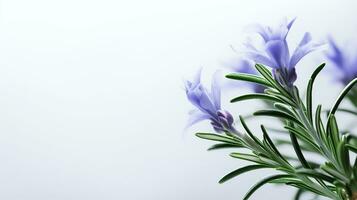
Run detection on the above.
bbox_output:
[325,38,357,85]
[244,18,323,87]
[184,70,236,133]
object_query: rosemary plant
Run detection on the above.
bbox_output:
[195,64,357,200]
[184,18,357,200]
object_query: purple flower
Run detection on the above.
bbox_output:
[325,38,357,85]
[244,18,323,87]
[184,69,236,133]
[227,58,266,93]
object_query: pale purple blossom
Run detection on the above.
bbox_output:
[244,18,323,87]
[325,38,357,85]
[184,70,236,133]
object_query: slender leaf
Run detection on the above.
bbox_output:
[294,189,306,200]
[346,144,357,154]
[195,133,240,144]
[230,153,263,164]
[261,125,287,162]
[306,63,325,122]
[219,165,267,184]
[226,73,271,87]
[296,169,334,183]
[243,174,292,200]
[254,110,304,127]
[329,78,357,116]
[239,116,264,148]
[255,64,292,98]
[289,124,310,169]
[208,143,242,151]
[231,94,284,103]
[336,108,357,116]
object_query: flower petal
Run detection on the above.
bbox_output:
[265,40,290,68]
[326,37,345,68]
[246,24,270,42]
[228,58,256,74]
[289,32,324,69]
[185,109,210,128]
[211,71,222,110]
[197,87,216,116]
[287,18,296,30]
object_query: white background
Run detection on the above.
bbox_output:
[0,0,356,199]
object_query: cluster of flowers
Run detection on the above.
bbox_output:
[185,18,357,133]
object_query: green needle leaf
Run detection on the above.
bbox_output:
[231,93,284,103]
[239,115,264,148]
[255,64,292,98]
[329,78,357,116]
[225,73,272,87]
[294,189,306,200]
[219,165,267,184]
[254,110,303,127]
[306,63,325,122]
[261,125,287,162]
[230,153,263,164]
[346,144,357,154]
[195,133,240,144]
[296,169,334,183]
[207,143,241,151]
[336,108,357,116]
[289,125,310,169]
[243,174,292,200]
